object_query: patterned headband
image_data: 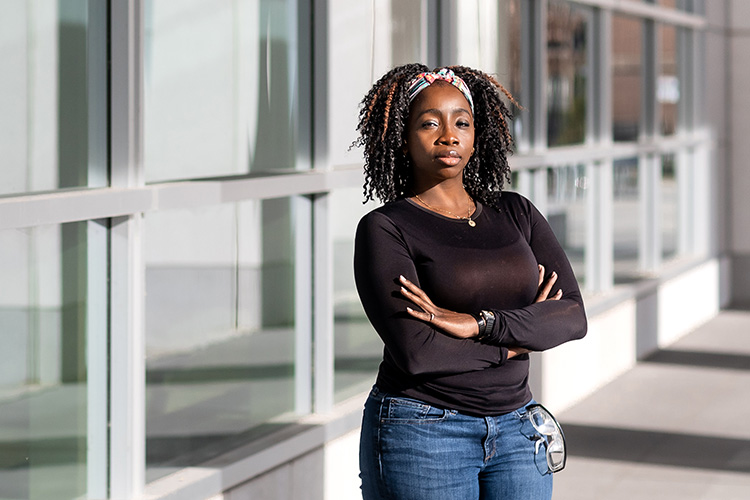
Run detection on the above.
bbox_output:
[406,68,474,114]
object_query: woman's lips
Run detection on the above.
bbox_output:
[435,151,462,166]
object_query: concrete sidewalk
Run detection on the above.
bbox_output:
[552,308,750,500]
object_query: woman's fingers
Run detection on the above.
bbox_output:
[537,265,545,288]
[399,275,437,309]
[399,275,434,304]
[399,275,435,317]
[535,269,560,302]
[406,306,434,322]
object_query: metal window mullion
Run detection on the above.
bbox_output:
[676,149,693,255]
[109,215,146,499]
[85,0,109,497]
[585,160,613,292]
[585,6,600,145]
[532,168,549,216]
[312,193,334,413]
[86,220,108,500]
[692,143,711,256]
[678,28,694,132]
[294,195,313,415]
[532,0,548,152]
[639,153,661,272]
[515,169,534,198]
[642,19,658,139]
[109,0,145,498]
[293,0,314,416]
[588,7,614,292]
[594,8,612,144]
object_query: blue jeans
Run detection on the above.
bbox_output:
[359,386,553,500]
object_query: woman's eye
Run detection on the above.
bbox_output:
[421,121,438,128]
[457,120,471,128]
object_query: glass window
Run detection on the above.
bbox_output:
[659,25,679,136]
[144,0,301,182]
[329,0,427,167]
[455,0,523,141]
[612,16,643,142]
[0,222,93,499]
[331,187,381,403]
[547,1,589,147]
[144,198,297,480]
[661,153,678,259]
[613,157,641,283]
[0,2,106,196]
[546,166,587,286]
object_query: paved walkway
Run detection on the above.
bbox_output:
[553,308,750,500]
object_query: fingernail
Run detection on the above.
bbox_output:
[399,275,406,282]
[538,265,543,270]
[401,286,407,293]
[552,271,557,277]
[407,307,413,312]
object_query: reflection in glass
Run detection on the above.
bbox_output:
[546,166,587,286]
[144,199,296,480]
[0,223,90,499]
[144,0,300,182]
[455,0,522,141]
[329,0,427,167]
[613,158,641,282]
[0,1,105,195]
[659,25,679,136]
[332,188,382,403]
[661,154,679,259]
[612,16,642,142]
[547,1,588,147]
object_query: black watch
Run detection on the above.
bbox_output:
[476,310,495,340]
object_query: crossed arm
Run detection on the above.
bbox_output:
[399,264,562,359]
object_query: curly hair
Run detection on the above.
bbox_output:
[352,64,519,209]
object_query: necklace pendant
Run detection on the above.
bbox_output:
[468,219,476,227]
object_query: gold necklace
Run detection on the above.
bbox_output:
[413,193,477,227]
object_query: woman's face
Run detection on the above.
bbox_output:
[405,81,475,185]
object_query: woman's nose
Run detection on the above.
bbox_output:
[437,126,459,145]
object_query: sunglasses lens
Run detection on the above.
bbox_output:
[527,405,566,473]
[530,410,556,434]
[547,438,565,470]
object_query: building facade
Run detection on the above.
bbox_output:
[0,0,741,498]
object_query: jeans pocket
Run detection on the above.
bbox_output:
[381,396,451,424]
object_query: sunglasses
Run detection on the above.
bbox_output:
[526,404,566,473]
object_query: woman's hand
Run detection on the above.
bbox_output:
[535,264,562,302]
[398,275,479,339]
[502,265,560,360]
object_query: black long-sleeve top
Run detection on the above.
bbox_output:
[353,191,587,416]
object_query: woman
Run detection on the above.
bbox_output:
[353,64,587,500]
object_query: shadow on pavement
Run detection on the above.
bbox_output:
[562,423,750,473]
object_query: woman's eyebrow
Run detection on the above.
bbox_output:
[414,107,472,118]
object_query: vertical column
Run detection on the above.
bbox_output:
[110,0,145,498]
[531,0,549,154]
[677,149,693,256]
[531,168,549,216]
[86,219,109,500]
[294,195,313,415]
[587,7,614,292]
[639,18,661,273]
[313,193,334,413]
[639,153,662,272]
[586,161,614,292]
